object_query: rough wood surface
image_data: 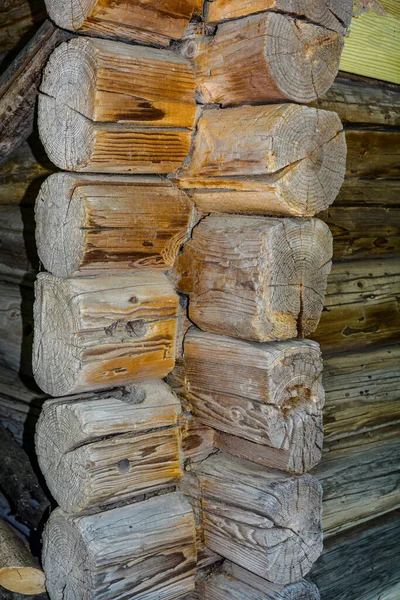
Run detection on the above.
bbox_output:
[44,0,203,46]
[181,413,216,466]
[335,178,400,207]
[0,519,45,595]
[0,281,33,375]
[183,452,323,585]
[311,258,400,354]
[205,0,353,33]
[178,328,324,474]
[345,129,400,179]
[201,564,320,599]
[38,37,195,173]
[42,493,197,600]
[0,422,50,531]
[33,272,178,396]
[0,0,46,57]
[0,21,69,167]
[36,380,182,513]
[309,511,400,600]
[35,173,196,278]
[173,215,332,341]
[175,104,346,216]
[0,204,37,283]
[185,12,343,105]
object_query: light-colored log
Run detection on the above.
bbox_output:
[36,380,182,513]
[0,281,33,375]
[42,493,197,600]
[200,563,320,599]
[38,37,195,173]
[175,104,346,216]
[205,0,353,34]
[35,173,196,278]
[33,272,178,396]
[183,452,323,585]
[184,12,343,105]
[172,215,332,341]
[179,328,324,473]
[0,519,46,595]
[44,0,203,46]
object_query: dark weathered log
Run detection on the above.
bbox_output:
[345,130,400,179]
[336,179,400,208]
[183,12,343,105]
[200,563,320,599]
[33,272,179,397]
[311,258,400,354]
[175,105,346,216]
[173,215,332,341]
[309,511,400,600]
[38,37,196,173]
[44,0,203,46]
[35,173,196,278]
[182,452,323,585]
[0,519,45,595]
[0,281,33,375]
[42,493,197,600]
[0,0,46,57]
[205,0,353,34]
[0,204,37,283]
[36,380,182,513]
[178,328,324,474]
[0,422,49,531]
[0,21,70,167]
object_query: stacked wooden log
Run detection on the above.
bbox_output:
[30,0,351,598]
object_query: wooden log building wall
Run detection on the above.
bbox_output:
[0,1,399,600]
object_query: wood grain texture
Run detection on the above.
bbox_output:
[335,178,400,207]
[0,281,33,375]
[181,413,216,466]
[186,12,343,105]
[0,204,37,283]
[0,519,45,595]
[172,215,332,341]
[309,511,400,600]
[38,37,195,173]
[205,0,353,33]
[178,328,324,474]
[36,380,182,513]
[175,104,346,216]
[183,452,323,585]
[42,493,197,600]
[345,129,400,179]
[35,173,196,277]
[33,272,178,396]
[311,258,400,354]
[44,0,203,45]
[0,0,46,55]
[0,21,69,167]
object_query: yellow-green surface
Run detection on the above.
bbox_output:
[340,0,400,84]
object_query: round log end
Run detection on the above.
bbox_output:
[267,13,344,103]
[0,566,46,595]
[42,509,91,600]
[38,38,97,171]
[36,174,86,278]
[44,0,97,31]
[275,105,347,215]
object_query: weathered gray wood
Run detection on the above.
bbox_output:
[182,452,323,585]
[33,272,178,396]
[36,380,182,513]
[183,12,344,105]
[35,173,196,278]
[0,519,45,595]
[42,493,197,600]
[38,37,195,173]
[172,215,332,341]
[177,328,324,473]
[174,104,346,217]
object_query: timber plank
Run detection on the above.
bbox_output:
[345,129,400,179]
[335,178,400,207]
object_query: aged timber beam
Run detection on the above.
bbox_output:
[42,493,197,600]
[176,328,324,474]
[35,380,183,513]
[0,20,70,167]
[181,452,323,585]
[181,12,344,105]
[174,105,346,216]
[35,173,197,278]
[44,0,203,46]
[38,37,196,172]
[204,0,353,34]
[171,215,333,341]
[33,272,178,396]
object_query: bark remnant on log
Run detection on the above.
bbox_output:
[33,272,178,396]
[172,215,332,341]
